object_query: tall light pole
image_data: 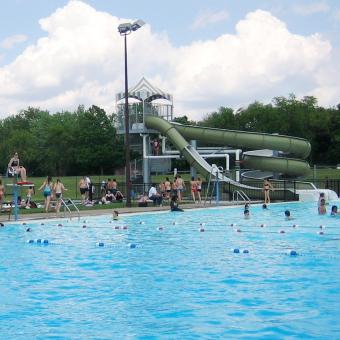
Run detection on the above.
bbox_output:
[118,19,145,207]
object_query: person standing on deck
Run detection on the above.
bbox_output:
[175,175,185,203]
[53,179,67,215]
[263,179,274,204]
[39,176,53,213]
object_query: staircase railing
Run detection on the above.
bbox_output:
[61,198,80,221]
[204,165,224,206]
[232,190,250,202]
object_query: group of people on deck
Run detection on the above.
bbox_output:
[138,175,203,210]
[154,175,203,204]
[39,177,67,213]
[3,151,340,217]
[99,178,124,204]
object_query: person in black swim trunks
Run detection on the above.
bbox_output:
[53,178,67,215]
[79,177,88,203]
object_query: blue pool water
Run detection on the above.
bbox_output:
[1,201,340,339]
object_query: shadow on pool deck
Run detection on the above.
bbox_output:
[0,200,262,222]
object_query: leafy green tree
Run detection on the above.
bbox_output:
[0,105,126,176]
[173,115,196,125]
[200,107,235,129]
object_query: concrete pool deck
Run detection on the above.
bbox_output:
[1,200,261,222]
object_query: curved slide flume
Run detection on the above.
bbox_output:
[145,115,311,196]
[172,121,311,176]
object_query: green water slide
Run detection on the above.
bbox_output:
[172,121,311,177]
[144,115,311,197]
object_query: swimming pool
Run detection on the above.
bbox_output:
[1,201,340,339]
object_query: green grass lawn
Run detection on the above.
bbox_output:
[1,167,338,206]
[1,175,123,202]
[1,167,338,219]
[1,173,196,202]
[305,168,340,180]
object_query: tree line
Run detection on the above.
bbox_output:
[0,95,339,177]
[0,105,125,176]
[175,94,340,165]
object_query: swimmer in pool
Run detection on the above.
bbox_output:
[113,210,119,220]
[284,210,293,220]
[318,199,327,215]
[244,209,250,219]
[330,205,339,216]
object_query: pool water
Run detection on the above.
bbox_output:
[1,201,340,339]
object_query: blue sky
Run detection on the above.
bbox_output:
[0,0,339,119]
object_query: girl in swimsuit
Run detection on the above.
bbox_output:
[8,152,27,181]
[39,176,53,213]
[263,179,274,204]
[190,176,198,203]
[318,199,327,215]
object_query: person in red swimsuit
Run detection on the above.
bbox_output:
[190,176,198,203]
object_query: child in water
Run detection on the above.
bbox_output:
[113,210,119,220]
[244,209,250,219]
[331,205,339,216]
[284,210,293,220]
[318,199,327,215]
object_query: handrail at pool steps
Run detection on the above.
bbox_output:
[204,164,225,206]
[232,190,250,202]
[61,198,80,221]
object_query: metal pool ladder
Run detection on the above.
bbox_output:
[232,190,250,203]
[61,198,80,221]
[204,165,224,206]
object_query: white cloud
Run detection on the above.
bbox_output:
[169,10,333,119]
[191,9,229,30]
[333,9,340,21]
[0,2,337,121]
[293,2,330,16]
[0,34,28,49]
